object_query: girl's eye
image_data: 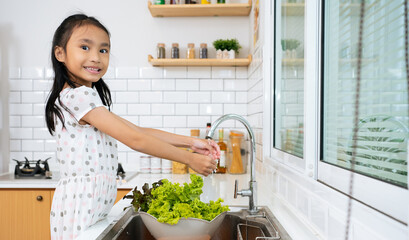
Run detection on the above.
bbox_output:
[81,46,89,51]
[100,49,108,54]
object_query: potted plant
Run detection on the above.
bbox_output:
[281,39,300,58]
[213,38,242,59]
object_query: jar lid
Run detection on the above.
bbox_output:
[157,43,165,47]
[172,43,179,47]
[188,43,195,48]
[229,130,244,137]
[200,43,207,48]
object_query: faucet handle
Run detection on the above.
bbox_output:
[234,179,238,199]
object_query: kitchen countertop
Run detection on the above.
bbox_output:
[0,171,139,189]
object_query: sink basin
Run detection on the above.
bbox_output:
[97,206,292,240]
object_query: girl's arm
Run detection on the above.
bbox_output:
[81,106,218,176]
[111,115,220,160]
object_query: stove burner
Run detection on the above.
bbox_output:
[13,157,51,179]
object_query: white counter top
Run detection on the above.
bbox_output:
[0,171,139,189]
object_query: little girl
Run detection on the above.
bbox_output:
[45,14,220,239]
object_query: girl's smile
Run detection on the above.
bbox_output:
[54,24,110,87]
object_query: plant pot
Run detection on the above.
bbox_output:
[228,50,235,59]
[222,50,229,59]
[216,49,223,59]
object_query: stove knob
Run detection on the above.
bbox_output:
[36,195,43,201]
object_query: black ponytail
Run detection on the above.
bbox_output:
[45,14,112,135]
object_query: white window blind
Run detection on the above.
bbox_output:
[322,0,408,187]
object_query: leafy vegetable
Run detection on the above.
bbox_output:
[128,174,230,225]
[123,180,163,212]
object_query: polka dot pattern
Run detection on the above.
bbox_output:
[51,86,118,240]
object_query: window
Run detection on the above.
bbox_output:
[320,0,408,222]
[273,0,305,162]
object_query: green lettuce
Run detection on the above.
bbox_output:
[146,174,230,225]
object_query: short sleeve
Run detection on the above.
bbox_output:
[62,86,104,122]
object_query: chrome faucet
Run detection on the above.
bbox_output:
[206,114,258,214]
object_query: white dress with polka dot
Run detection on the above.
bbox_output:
[50,86,118,240]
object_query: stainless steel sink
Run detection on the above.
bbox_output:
[97,206,292,240]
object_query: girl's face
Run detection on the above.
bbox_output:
[55,24,110,87]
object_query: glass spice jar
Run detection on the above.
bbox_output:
[171,43,180,59]
[199,43,208,59]
[157,43,166,59]
[187,43,195,59]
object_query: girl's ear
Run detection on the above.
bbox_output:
[54,46,66,62]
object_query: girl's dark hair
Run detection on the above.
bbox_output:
[45,14,112,135]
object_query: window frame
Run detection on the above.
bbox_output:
[269,0,408,224]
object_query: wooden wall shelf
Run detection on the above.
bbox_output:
[282,58,304,66]
[148,54,252,67]
[148,1,252,17]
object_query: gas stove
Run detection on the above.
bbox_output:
[13,157,52,179]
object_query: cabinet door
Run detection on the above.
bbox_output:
[115,189,132,204]
[0,189,51,240]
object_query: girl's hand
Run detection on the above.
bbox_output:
[190,138,221,160]
[188,154,218,176]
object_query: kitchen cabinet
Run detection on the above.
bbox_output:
[0,188,131,240]
[148,54,252,67]
[0,189,52,240]
[148,0,252,17]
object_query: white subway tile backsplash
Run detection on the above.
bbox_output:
[115,92,139,103]
[33,128,53,140]
[9,67,21,78]
[188,92,211,103]
[187,67,211,78]
[164,92,187,103]
[111,104,127,115]
[152,79,175,91]
[22,92,45,103]
[44,140,57,151]
[9,104,33,115]
[212,67,235,79]
[104,79,127,91]
[224,104,247,116]
[9,116,21,127]
[235,92,248,103]
[10,152,33,161]
[140,116,162,127]
[33,79,52,91]
[164,67,187,78]
[175,104,199,115]
[21,67,44,79]
[187,116,211,128]
[200,79,223,91]
[236,67,248,78]
[176,79,199,91]
[199,104,223,115]
[45,68,54,79]
[104,67,116,79]
[9,92,21,103]
[22,140,44,151]
[22,116,45,127]
[152,104,175,115]
[140,92,163,103]
[10,140,21,151]
[212,92,235,103]
[115,67,139,78]
[163,116,187,127]
[224,79,248,91]
[139,67,163,78]
[128,104,151,115]
[9,79,33,91]
[33,104,45,115]
[128,79,151,91]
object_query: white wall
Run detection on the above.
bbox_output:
[0,0,249,68]
[0,0,251,173]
